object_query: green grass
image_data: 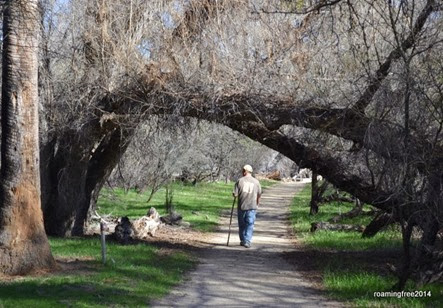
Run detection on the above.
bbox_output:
[290,185,443,308]
[1,180,278,307]
[98,180,276,232]
[290,186,402,251]
[0,237,195,307]
[324,270,442,308]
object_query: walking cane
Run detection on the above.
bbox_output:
[227,197,236,246]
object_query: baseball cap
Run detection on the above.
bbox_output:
[243,165,253,173]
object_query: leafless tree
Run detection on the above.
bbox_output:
[6,0,440,286]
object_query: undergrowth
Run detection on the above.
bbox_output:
[290,185,443,308]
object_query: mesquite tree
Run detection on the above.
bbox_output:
[23,0,443,286]
[0,0,55,275]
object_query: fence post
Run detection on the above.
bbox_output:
[100,221,107,264]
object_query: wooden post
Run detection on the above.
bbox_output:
[100,222,107,264]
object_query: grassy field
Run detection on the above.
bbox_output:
[290,185,443,308]
[97,180,276,232]
[0,237,195,307]
[0,180,275,307]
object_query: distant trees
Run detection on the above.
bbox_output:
[0,0,55,275]
[109,118,277,198]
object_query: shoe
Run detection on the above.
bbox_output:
[240,242,245,246]
[244,242,251,248]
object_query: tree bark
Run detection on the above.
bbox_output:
[310,171,319,215]
[394,221,415,290]
[72,127,134,236]
[362,212,395,238]
[41,125,133,236]
[0,0,55,274]
[40,134,89,236]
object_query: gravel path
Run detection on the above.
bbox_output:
[151,181,343,307]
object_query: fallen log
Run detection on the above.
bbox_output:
[122,207,162,240]
[133,216,161,238]
[86,207,162,241]
[160,212,183,225]
[310,221,365,233]
[328,199,363,223]
[362,212,394,238]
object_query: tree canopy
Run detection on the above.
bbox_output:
[1,0,442,285]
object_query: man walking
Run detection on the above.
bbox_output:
[233,165,262,248]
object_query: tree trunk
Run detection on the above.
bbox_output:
[40,137,89,236]
[0,0,55,274]
[310,171,319,215]
[72,127,134,236]
[308,172,331,215]
[41,125,134,236]
[393,221,415,290]
[362,212,394,238]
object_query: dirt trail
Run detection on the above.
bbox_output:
[151,182,343,307]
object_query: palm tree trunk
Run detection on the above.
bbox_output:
[0,0,55,275]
